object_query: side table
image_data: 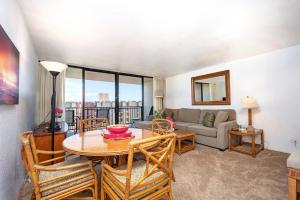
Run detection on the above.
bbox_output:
[228,129,264,157]
[174,130,195,155]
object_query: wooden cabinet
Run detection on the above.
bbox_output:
[33,122,68,163]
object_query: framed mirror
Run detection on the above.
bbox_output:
[191,70,231,105]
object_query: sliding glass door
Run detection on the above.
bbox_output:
[65,66,152,131]
[118,75,142,124]
[84,71,116,124]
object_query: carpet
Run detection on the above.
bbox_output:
[18,145,289,200]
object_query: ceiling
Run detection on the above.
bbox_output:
[18,0,300,77]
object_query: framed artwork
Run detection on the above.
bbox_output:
[0,24,19,105]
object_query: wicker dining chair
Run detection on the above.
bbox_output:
[101,133,176,200]
[152,119,173,135]
[19,132,99,200]
[80,117,109,135]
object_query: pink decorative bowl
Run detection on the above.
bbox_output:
[103,131,132,139]
[107,125,129,134]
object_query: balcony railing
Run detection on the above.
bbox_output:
[65,106,142,132]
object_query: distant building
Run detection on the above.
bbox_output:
[65,99,143,125]
[98,93,109,102]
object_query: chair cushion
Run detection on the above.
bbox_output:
[187,124,217,138]
[178,108,201,123]
[39,156,95,197]
[214,111,229,128]
[113,160,164,184]
[202,112,215,128]
[175,122,197,130]
[287,149,300,169]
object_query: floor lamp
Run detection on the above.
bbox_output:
[40,61,68,152]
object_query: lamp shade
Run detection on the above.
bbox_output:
[241,96,258,109]
[40,61,68,72]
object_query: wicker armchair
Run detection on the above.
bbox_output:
[101,133,176,200]
[19,132,98,200]
[152,119,173,135]
[80,117,109,135]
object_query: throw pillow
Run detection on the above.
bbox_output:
[214,111,229,128]
[166,117,176,128]
[202,112,215,128]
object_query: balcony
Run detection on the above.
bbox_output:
[65,101,142,132]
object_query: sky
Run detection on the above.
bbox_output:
[65,78,142,102]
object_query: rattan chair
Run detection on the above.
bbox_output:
[101,133,176,200]
[19,132,98,200]
[80,117,109,135]
[152,119,173,135]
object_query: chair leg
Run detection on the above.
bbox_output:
[168,186,173,200]
[168,191,173,200]
[31,193,36,200]
[101,176,105,200]
[288,177,297,200]
[95,185,98,200]
[101,189,105,200]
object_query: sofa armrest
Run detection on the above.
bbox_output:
[216,120,237,150]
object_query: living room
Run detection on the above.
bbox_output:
[0,0,300,200]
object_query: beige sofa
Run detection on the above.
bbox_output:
[135,108,237,150]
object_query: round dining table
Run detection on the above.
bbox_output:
[63,128,158,165]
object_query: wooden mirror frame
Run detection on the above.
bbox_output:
[191,70,231,105]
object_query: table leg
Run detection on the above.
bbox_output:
[178,139,182,155]
[117,155,127,166]
[251,134,256,157]
[104,156,114,166]
[261,131,265,150]
[288,177,297,200]
[239,135,243,145]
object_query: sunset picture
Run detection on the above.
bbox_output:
[0,25,19,105]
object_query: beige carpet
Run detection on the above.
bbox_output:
[19,145,289,200]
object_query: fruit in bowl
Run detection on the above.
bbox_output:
[107,125,129,134]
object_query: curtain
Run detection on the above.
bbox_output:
[35,65,66,125]
[153,77,165,112]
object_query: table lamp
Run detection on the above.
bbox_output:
[40,61,68,152]
[241,96,258,132]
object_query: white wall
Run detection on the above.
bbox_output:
[0,0,38,199]
[166,44,300,154]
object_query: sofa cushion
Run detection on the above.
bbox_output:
[187,124,217,138]
[214,111,229,128]
[199,109,236,123]
[178,108,201,123]
[287,149,300,169]
[202,112,215,128]
[175,121,197,131]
